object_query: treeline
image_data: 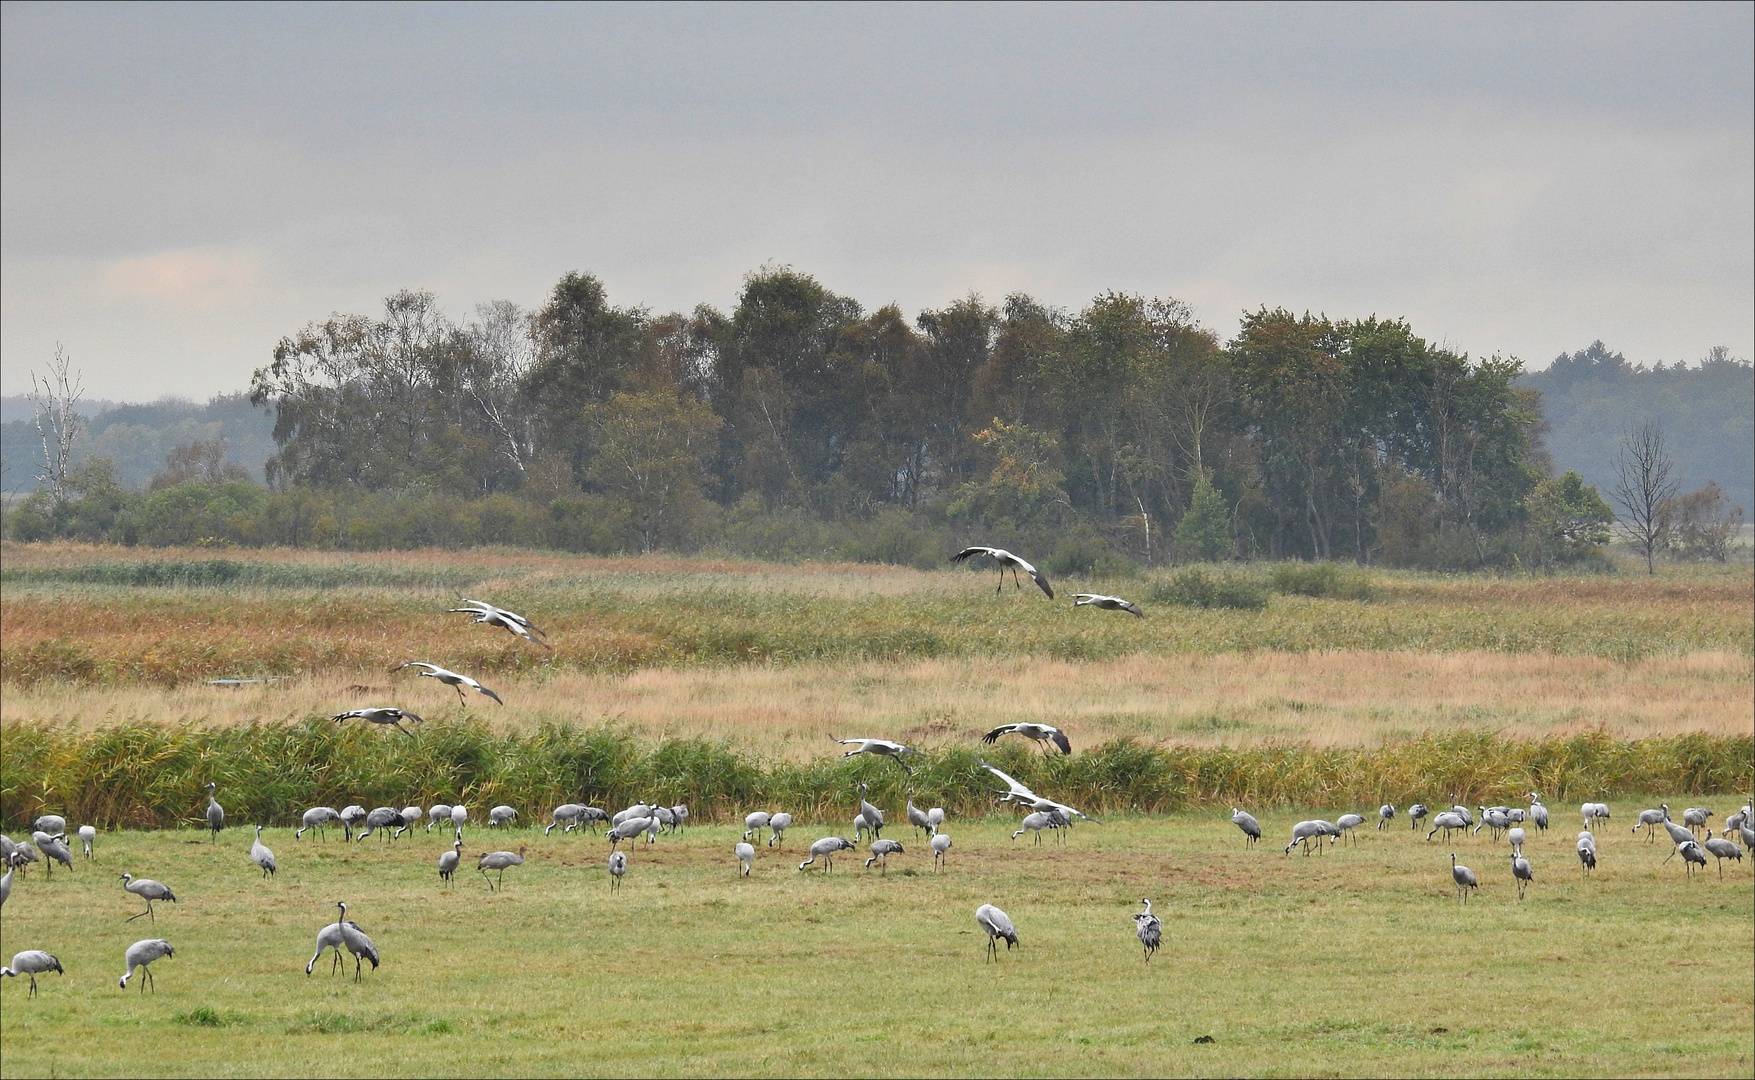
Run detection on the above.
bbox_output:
[12,267,1739,569]
[2,719,1746,831]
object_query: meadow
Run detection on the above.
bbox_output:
[0,807,1750,1078]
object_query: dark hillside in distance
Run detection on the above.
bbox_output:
[1523,343,1754,515]
[0,393,275,492]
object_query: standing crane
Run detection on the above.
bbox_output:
[953,546,1054,598]
[32,832,73,875]
[608,851,627,892]
[1013,811,1066,845]
[305,902,378,981]
[331,707,424,737]
[203,782,224,842]
[1510,852,1534,899]
[438,840,462,883]
[735,842,755,877]
[1506,827,1526,855]
[33,815,67,836]
[394,807,424,839]
[250,826,276,879]
[975,904,1019,960]
[857,784,886,840]
[119,939,174,992]
[798,836,855,872]
[450,805,469,833]
[1231,808,1262,846]
[931,832,952,871]
[1450,854,1478,903]
[338,805,367,840]
[121,874,176,922]
[927,806,945,834]
[545,805,589,836]
[1,951,63,997]
[1426,811,1468,842]
[476,846,527,890]
[865,839,904,875]
[390,661,504,705]
[1682,807,1714,835]
[1475,806,1511,840]
[981,723,1072,755]
[907,792,934,836]
[78,825,96,858]
[1407,804,1429,831]
[1,867,11,907]
[1133,899,1162,963]
[1667,838,1708,878]
[1072,593,1143,617]
[428,804,454,832]
[1700,831,1743,878]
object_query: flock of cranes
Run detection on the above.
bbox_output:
[2,552,1749,999]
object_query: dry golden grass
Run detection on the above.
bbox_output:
[7,650,1750,756]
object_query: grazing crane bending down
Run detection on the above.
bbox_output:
[32,832,73,874]
[1072,593,1143,617]
[121,874,176,922]
[204,782,225,842]
[981,723,1072,755]
[1286,820,1334,855]
[477,846,527,890]
[1701,831,1743,878]
[1408,804,1429,831]
[1450,854,1478,903]
[866,839,904,874]
[1134,899,1162,963]
[736,842,755,877]
[331,707,424,737]
[834,738,922,770]
[1510,852,1534,899]
[607,818,652,849]
[297,807,339,840]
[1631,803,1667,839]
[766,813,793,848]
[1668,839,1708,877]
[78,825,96,858]
[428,804,453,832]
[438,840,463,883]
[1231,808,1262,846]
[1682,807,1713,835]
[34,815,67,836]
[545,805,589,836]
[355,807,402,842]
[390,661,503,706]
[1426,812,1468,842]
[743,812,771,841]
[488,806,518,828]
[1582,802,1611,830]
[339,805,367,840]
[798,836,855,872]
[1576,831,1597,877]
[608,851,627,892]
[250,826,276,879]
[1014,811,1067,845]
[1335,814,1365,845]
[448,595,549,648]
[119,939,174,992]
[953,546,1054,598]
[1474,806,1511,840]
[1378,805,1395,830]
[1,951,64,997]
[975,904,1019,960]
[857,784,887,839]
[931,833,952,871]
[979,761,1095,823]
[907,792,933,836]
[394,807,423,839]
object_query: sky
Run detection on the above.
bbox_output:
[2,2,1751,401]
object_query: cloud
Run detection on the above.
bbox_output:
[100,249,264,310]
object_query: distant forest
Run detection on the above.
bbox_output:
[4,268,1749,571]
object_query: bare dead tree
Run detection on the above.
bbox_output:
[464,301,539,476]
[29,344,84,503]
[1611,420,1681,574]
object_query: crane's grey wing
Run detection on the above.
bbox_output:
[1029,568,1054,599]
[977,761,1036,800]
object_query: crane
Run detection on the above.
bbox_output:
[906,792,934,837]
[1527,794,1549,832]
[438,840,463,883]
[338,805,367,840]
[488,806,518,828]
[119,939,174,993]
[394,807,424,839]
[608,851,627,892]
[32,832,73,875]
[798,836,855,872]
[607,818,651,849]
[78,825,96,858]
[1426,811,1468,842]
[33,815,67,836]
[1231,808,1262,846]
[1474,806,1511,841]
[306,902,378,981]
[743,812,771,841]
[1576,831,1597,877]
[390,661,503,706]
[1,867,11,907]
[447,594,550,648]
[927,806,945,834]
[978,761,1094,823]
[1667,838,1708,878]
[331,707,424,737]
[250,826,276,879]
[1335,814,1365,846]
[1013,810,1067,845]
[1700,831,1743,878]
[296,807,339,840]
[1450,854,1478,903]
[1510,852,1534,899]
[767,813,793,848]
[981,723,1072,755]
[1407,804,1429,831]
[354,807,402,842]
[1507,827,1526,855]
[858,784,887,839]
[853,814,875,843]
[120,874,176,922]
[975,904,1019,960]
[1285,820,1334,855]
[833,738,922,770]
[1133,899,1162,963]
[953,547,1053,598]
[1633,803,1669,841]
[1682,807,1714,835]
[1377,805,1395,830]
[203,782,225,842]
[931,832,952,871]
[736,842,755,877]
[477,846,527,890]
[1581,802,1611,830]
[1,951,63,997]
[1072,593,1143,617]
[545,805,589,836]
[427,804,454,832]
[866,839,905,875]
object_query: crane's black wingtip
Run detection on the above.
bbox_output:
[1051,732,1072,754]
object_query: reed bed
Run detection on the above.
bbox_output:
[3,719,1748,832]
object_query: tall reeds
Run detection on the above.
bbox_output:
[4,720,1747,831]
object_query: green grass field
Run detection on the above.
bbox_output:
[2,805,1750,1078]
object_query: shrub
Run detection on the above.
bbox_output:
[1268,562,1375,600]
[1147,568,1269,610]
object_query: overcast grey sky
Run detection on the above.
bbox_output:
[3,2,1750,401]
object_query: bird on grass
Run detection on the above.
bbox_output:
[203,782,225,842]
[1231,808,1262,846]
[477,846,527,890]
[1335,814,1365,846]
[931,833,952,871]
[119,939,174,993]
[439,840,463,883]
[488,806,519,828]
[1576,831,1598,878]
[1072,593,1143,617]
[355,807,402,842]
[1407,804,1429,831]
[975,904,1019,961]
[1450,854,1478,903]
[1581,802,1611,830]
[1701,831,1743,878]
[608,851,627,892]
[390,661,503,705]
[306,902,378,981]
[1014,810,1068,845]
[250,826,276,879]
[1,951,63,997]
[907,792,934,836]
[857,784,887,840]
[1682,807,1714,835]
[1510,852,1534,900]
[1377,805,1395,830]
[332,707,424,737]
[766,813,793,848]
[33,815,67,837]
[798,836,855,873]
[1285,820,1335,855]
[32,832,73,875]
[1133,899,1162,963]
[296,807,339,840]
[448,595,549,648]
[545,805,590,836]
[1527,793,1549,832]
[78,825,96,858]
[1,867,11,907]
[981,723,1072,755]
[1426,812,1468,842]
[121,874,176,923]
[833,738,922,770]
[736,842,755,877]
[866,839,904,875]
[953,546,1054,598]
[428,804,454,833]
[1664,838,1707,878]
[743,812,771,841]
